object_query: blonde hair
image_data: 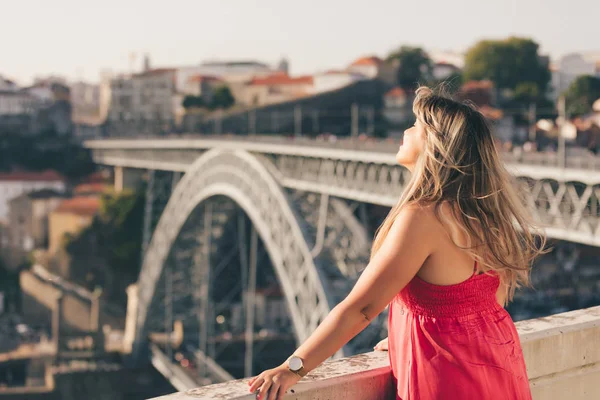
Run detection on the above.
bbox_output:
[371,86,547,305]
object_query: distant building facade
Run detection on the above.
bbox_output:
[48,196,100,254]
[346,56,396,85]
[551,52,600,100]
[0,171,65,222]
[242,73,314,106]
[107,68,177,128]
[8,189,65,252]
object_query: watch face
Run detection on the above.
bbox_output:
[289,356,303,371]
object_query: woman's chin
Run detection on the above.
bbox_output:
[395,154,413,168]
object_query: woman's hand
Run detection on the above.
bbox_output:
[374,337,388,351]
[248,364,302,400]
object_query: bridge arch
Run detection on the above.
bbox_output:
[134,149,375,360]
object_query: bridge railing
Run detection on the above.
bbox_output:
[151,305,600,400]
[85,133,600,170]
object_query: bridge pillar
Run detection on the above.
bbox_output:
[114,166,144,193]
[123,283,139,354]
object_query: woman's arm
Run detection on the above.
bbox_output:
[289,205,434,371]
[248,205,435,399]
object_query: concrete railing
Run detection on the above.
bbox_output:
[151,306,600,400]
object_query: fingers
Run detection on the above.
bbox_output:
[277,389,287,400]
[257,378,272,400]
[248,375,264,393]
[267,383,280,400]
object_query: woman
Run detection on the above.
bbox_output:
[248,87,546,399]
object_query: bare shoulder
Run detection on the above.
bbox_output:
[389,203,442,243]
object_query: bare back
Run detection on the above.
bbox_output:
[414,203,507,307]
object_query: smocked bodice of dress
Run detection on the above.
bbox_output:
[393,269,502,319]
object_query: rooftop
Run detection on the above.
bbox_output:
[0,170,64,182]
[349,56,383,67]
[133,68,176,78]
[54,196,101,217]
[27,188,66,199]
[201,61,270,68]
[187,75,222,83]
[385,87,409,98]
[250,73,313,86]
[73,183,111,195]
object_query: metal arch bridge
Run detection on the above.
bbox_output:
[85,136,600,390]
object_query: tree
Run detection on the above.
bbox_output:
[182,95,205,109]
[463,37,550,99]
[63,189,144,306]
[210,86,235,109]
[564,75,600,116]
[386,46,432,91]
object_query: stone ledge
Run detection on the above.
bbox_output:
[152,306,600,400]
[151,351,392,400]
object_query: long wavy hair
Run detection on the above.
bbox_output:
[370,86,547,305]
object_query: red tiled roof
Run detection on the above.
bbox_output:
[54,196,101,217]
[74,183,111,195]
[187,74,222,83]
[385,87,408,98]
[0,170,64,182]
[250,73,313,86]
[81,172,109,184]
[350,56,383,67]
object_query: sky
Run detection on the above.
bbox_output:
[2,0,598,85]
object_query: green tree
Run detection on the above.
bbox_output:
[182,95,205,109]
[64,189,144,306]
[210,86,235,109]
[387,46,432,91]
[463,37,550,98]
[564,75,600,116]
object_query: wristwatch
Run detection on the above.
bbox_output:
[287,355,307,377]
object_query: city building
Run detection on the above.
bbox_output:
[175,60,277,93]
[311,70,368,94]
[73,182,111,196]
[346,56,396,85]
[0,75,18,92]
[7,189,66,253]
[48,196,100,254]
[0,171,65,222]
[242,73,314,106]
[71,81,102,124]
[20,79,72,136]
[107,68,177,124]
[428,49,465,69]
[432,62,461,81]
[0,90,34,116]
[182,75,224,103]
[0,75,35,117]
[551,52,600,100]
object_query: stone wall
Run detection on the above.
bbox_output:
[151,306,600,400]
[20,268,124,334]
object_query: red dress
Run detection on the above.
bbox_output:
[387,262,531,399]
